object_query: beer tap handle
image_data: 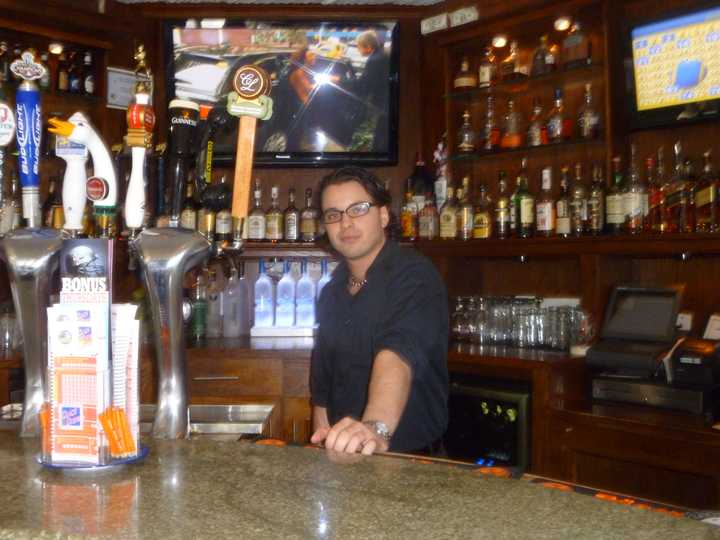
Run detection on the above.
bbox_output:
[166,99,199,227]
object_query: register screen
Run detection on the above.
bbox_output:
[603,289,677,341]
[632,7,720,111]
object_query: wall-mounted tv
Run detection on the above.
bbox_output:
[625,5,720,130]
[164,19,399,167]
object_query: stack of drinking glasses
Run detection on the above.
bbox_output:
[450,296,593,351]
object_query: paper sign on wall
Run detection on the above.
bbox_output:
[449,6,479,28]
[421,13,449,35]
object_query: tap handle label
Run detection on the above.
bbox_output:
[232,65,270,100]
[168,99,199,156]
[10,50,45,82]
[0,101,15,147]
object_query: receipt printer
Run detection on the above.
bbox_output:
[670,338,720,386]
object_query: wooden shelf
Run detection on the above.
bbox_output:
[413,233,720,259]
[449,138,605,162]
[237,241,332,259]
[445,63,604,101]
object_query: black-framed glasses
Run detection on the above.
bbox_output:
[322,201,376,224]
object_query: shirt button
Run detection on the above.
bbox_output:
[344,319,351,326]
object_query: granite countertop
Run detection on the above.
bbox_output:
[0,432,718,539]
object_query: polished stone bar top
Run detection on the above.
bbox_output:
[0,432,718,539]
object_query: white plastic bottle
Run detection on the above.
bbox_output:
[275,260,296,327]
[205,269,223,338]
[254,259,275,328]
[295,259,316,327]
[316,258,331,300]
[222,262,251,337]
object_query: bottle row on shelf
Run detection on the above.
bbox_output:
[452,19,592,92]
[185,258,333,343]
[455,83,601,154]
[401,141,719,241]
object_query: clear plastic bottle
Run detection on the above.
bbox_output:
[275,260,296,327]
[316,259,332,300]
[254,258,275,328]
[222,264,249,338]
[295,259,316,327]
[189,271,208,344]
[205,269,223,338]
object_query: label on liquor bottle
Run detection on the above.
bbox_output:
[300,216,317,236]
[520,198,535,226]
[478,66,492,86]
[440,210,457,239]
[248,215,265,240]
[266,216,283,240]
[458,207,474,239]
[528,123,543,147]
[284,214,298,240]
[624,192,644,218]
[454,75,477,89]
[58,70,69,92]
[695,185,716,208]
[606,194,624,224]
[472,211,491,239]
[216,211,232,234]
[547,117,563,140]
[588,196,604,232]
[180,208,197,230]
[418,214,438,239]
[509,199,516,230]
[401,210,417,239]
[536,201,554,231]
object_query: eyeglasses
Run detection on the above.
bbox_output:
[322,201,376,224]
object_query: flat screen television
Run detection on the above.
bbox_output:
[164,19,399,167]
[625,5,720,130]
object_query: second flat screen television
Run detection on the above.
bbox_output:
[166,20,399,166]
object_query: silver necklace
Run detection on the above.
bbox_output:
[348,275,367,289]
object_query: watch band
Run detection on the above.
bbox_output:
[363,420,392,442]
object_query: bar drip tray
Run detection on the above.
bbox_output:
[140,403,275,436]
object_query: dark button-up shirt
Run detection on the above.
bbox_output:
[310,240,449,452]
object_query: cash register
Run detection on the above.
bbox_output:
[587,285,720,420]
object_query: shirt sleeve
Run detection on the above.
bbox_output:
[372,262,448,377]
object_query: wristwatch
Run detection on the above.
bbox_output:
[362,420,392,442]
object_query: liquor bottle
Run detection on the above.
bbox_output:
[189,271,208,344]
[605,156,625,234]
[400,191,418,241]
[527,98,548,147]
[196,204,216,242]
[495,171,511,239]
[646,156,663,233]
[295,259,316,327]
[418,197,439,240]
[439,186,458,240]
[214,207,233,251]
[536,167,555,237]
[275,260,296,327]
[569,163,588,237]
[623,144,646,235]
[457,110,476,153]
[500,40,527,81]
[317,258,332,300]
[472,182,493,239]
[684,157,698,233]
[42,176,64,229]
[300,188,319,242]
[555,167,571,238]
[577,83,601,140]
[248,179,266,241]
[453,56,477,91]
[82,51,94,96]
[482,95,501,151]
[222,262,251,338]
[265,186,283,242]
[478,47,497,88]
[515,158,535,238]
[547,88,571,142]
[0,42,9,84]
[531,34,557,76]
[212,176,233,247]
[68,52,81,94]
[587,163,606,235]
[254,259,275,328]
[456,178,474,241]
[562,21,592,70]
[408,153,435,210]
[283,187,300,242]
[179,179,199,230]
[500,98,523,149]
[57,52,69,92]
[695,150,718,233]
[39,52,50,91]
[664,142,692,233]
[205,269,223,339]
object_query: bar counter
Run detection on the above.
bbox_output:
[0,433,718,539]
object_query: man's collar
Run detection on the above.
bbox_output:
[332,238,398,286]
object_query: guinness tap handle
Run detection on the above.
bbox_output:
[166,99,198,226]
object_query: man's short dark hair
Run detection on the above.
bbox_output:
[319,166,391,210]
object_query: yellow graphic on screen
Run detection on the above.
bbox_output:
[632,11,720,111]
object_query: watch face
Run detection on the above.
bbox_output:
[365,420,391,441]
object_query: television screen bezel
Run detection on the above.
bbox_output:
[163,18,400,168]
[623,3,720,132]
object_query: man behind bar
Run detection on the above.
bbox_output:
[310,167,449,455]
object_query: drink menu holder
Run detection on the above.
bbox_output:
[41,238,143,468]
